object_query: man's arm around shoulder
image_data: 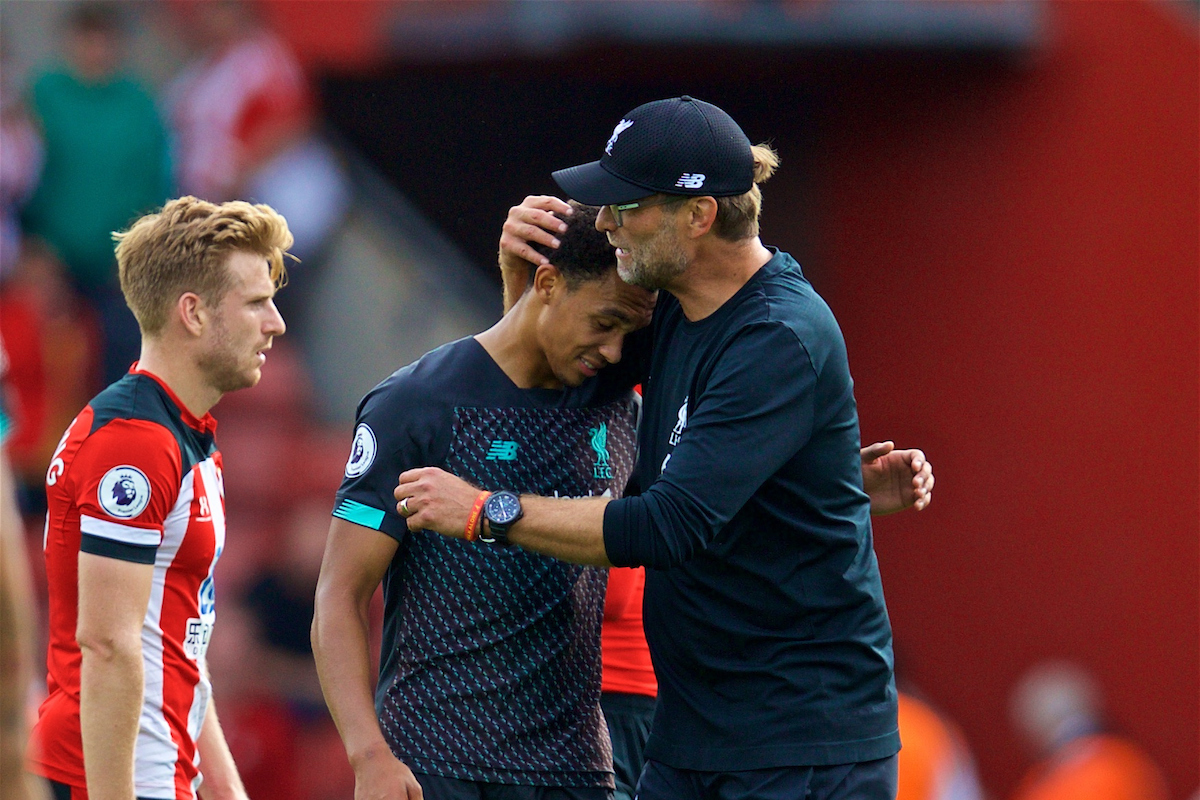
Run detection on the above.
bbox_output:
[312,517,423,800]
[394,470,613,567]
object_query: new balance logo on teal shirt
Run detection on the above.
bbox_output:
[486,440,519,461]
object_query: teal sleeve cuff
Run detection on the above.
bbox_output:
[333,498,387,531]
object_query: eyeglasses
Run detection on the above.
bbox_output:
[608,195,683,227]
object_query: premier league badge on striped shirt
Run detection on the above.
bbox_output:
[98,465,152,519]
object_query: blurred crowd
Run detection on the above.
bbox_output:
[0,3,1180,800]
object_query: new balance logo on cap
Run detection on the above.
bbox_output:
[675,173,706,189]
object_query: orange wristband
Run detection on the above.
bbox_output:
[465,490,492,542]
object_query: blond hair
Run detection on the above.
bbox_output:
[114,196,292,336]
[711,144,780,241]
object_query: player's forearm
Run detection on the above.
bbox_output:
[311,587,392,765]
[79,640,143,800]
[507,496,613,567]
[195,700,247,800]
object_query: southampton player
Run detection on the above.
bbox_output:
[29,197,291,800]
[313,203,932,800]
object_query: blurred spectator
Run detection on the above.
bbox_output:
[242,498,329,713]
[0,241,99,512]
[0,349,51,800]
[166,0,350,268]
[896,691,985,800]
[0,272,48,480]
[0,40,42,280]
[213,497,353,800]
[21,2,172,388]
[203,603,298,800]
[1009,661,1169,800]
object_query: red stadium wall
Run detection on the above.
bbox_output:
[810,3,1198,797]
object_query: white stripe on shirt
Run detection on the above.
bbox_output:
[79,514,162,547]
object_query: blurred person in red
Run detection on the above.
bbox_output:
[21,2,173,389]
[0,263,50,487]
[1009,661,1168,800]
[4,31,50,492]
[1,241,104,509]
[167,0,349,266]
[598,565,656,800]
[242,498,331,711]
[1,350,51,800]
[28,196,290,800]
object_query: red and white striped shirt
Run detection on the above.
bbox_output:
[31,366,225,800]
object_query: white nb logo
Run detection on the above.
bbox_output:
[675,173,706,189]
[606,119,634,155]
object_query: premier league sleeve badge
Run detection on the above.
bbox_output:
[97,465,153,519]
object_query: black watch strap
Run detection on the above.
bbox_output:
[479,518,510,546]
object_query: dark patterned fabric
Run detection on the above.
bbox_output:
[334,337,641,787]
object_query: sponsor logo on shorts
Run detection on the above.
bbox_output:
[98,466,152,519]
[345,424,377,478]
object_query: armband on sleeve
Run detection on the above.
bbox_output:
[71,420,183,563]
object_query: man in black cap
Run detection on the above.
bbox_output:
[397,96,908,800]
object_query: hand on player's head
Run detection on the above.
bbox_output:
[500,195,574,267]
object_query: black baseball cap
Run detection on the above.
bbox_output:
[552,96,754,207]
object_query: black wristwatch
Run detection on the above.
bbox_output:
[480,490,522,546]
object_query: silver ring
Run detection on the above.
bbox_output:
[399,497,411,516]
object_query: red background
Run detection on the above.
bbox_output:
[815,3,1197,796]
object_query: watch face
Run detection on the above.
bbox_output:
[486,492,522,525]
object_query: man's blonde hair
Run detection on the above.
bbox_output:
[114,196,292,336]
[711,144,780,241]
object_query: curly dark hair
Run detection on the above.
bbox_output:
[529,203,617,287]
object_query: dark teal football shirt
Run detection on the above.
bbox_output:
[334,337,642,787]
[603,250,900,770]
